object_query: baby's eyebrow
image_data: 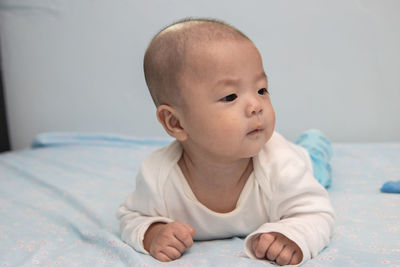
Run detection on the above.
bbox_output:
[213,71,268,90]
[214,77,240,88]
[255,71,268,82]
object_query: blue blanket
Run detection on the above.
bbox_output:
[0,133,399,266]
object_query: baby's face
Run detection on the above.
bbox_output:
[177,39,275,161]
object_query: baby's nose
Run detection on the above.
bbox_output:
[246,98,263,117]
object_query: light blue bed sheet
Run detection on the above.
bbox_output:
[0,133,399,267]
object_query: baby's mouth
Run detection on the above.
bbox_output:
[247,127,264,135]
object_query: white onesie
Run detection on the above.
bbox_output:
[117,132,335,264]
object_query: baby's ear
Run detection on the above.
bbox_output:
[156,105,188,141]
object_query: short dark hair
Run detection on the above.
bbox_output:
[143,18,250,107]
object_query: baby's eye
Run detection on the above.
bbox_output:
[220,94,237,102]
[258,88,269,95]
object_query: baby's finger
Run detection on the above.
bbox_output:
[172,223,195,248]
[162,245,182,261]
[153,250,173,262]
[181,223,196,237]
[170,235,188,253]
[275,245,294,266]
[253,234,275,259]
[290,250,303,265]
[266,238,284,261]
[175,230,194,249]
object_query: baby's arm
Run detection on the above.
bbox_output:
[143,222,195,262]
[117,169,175,256]
[245,149,335,265]
[252,232,302,265]
[118,202,194,261]
[118,161,195,261]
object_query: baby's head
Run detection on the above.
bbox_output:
[144,18,275,160]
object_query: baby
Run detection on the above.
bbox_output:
[118,18,335,266]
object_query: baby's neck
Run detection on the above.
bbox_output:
[178,150,253,213]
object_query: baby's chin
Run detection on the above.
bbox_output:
[241,142,267,158]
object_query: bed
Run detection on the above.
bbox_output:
[0,133,399,267]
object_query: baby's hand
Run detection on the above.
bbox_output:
[252,232,303,265]
[144,221,195,262]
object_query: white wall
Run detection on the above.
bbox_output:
[1,0,399,150]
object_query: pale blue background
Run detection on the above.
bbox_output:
[1,0,399,149]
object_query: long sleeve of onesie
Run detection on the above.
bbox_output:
[244,140,335,264]
[117,174,174,253]
[117,145,176,254]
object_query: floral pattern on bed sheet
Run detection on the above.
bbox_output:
[0,139,399,267]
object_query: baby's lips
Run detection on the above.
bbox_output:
[247,126,264,135]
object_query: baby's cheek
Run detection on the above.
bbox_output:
[218,115,241,131]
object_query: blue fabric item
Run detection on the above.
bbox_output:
[295,129,333,188]
[381,180,400,193]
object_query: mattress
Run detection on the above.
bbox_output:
[0,133,399,266]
